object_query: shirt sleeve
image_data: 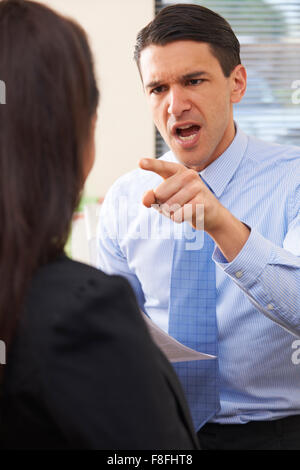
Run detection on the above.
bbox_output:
[213,225,300,338]
[96,185,146,310]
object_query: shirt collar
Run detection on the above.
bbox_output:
[168,123,248,198]
[200,123,248,197]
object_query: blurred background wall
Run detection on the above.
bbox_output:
[38,0,155,198]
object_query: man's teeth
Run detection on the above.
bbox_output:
[178,133,198,141]
[178,125,193,130]
[175,124,200,141]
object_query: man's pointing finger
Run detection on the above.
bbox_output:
[139,158,181,179]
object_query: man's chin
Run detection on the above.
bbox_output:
[171,148,210,172]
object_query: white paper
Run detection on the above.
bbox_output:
[142,312,216,363]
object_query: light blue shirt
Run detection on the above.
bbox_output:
[97,125,300,424]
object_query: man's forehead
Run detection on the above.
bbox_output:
[139,41,219,83]
[141,41,210,61]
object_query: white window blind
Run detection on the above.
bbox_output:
[155,0,300,156]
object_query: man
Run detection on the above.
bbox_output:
[98,4,300,450]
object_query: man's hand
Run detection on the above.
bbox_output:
[139,158,223,233]
[139,158,250,262]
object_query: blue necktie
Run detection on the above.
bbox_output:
[168,201,220,431]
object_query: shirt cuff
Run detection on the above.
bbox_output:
[212,227,275,289]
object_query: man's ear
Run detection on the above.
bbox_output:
[230,64,247,104]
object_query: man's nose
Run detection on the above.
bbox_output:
[167,86,191,117]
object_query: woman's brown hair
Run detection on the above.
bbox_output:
[0,0,99,353]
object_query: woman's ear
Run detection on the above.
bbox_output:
[230,64,247,104]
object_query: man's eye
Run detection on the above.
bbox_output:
[151,85,166,95]
[187,79,204,86]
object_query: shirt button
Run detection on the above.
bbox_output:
[267,303,274,310]
[235,270,243,279]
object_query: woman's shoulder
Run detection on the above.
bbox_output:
[21,254,145,351]
[3,255,198,450]
[28,254,134,311]
[7,254,152,387]
[32,253,128,289]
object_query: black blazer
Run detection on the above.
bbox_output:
[0,255,199,450]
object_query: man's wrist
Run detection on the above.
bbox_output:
[207,206,250,262]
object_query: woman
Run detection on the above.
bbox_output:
[0,0,198,450]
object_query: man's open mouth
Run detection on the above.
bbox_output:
[174,124,201,143]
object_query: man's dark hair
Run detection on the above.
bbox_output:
[134,3,241,77]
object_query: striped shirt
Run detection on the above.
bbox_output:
[97,124,300,424]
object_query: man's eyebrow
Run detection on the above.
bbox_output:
[145,71,210,90]
[182,71,211,80]
[145,79,163,90]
